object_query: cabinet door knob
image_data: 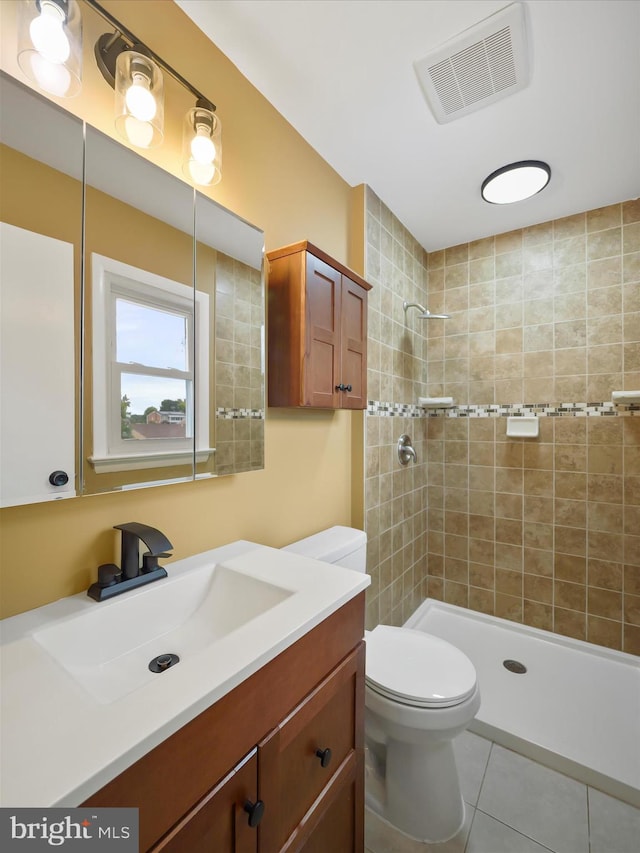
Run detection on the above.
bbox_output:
[334,384,352,393]
[335,383,345,392]
[49,470,69,487]
[315,747,332,768]
[345,384,352,393]
[243,799,265,828]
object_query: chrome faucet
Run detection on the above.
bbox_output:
[88,522,173,601]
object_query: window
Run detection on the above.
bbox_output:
[90,254,210,473]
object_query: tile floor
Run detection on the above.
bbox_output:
[365,732,640,853]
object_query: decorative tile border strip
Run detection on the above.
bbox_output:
[366,401,423,417]
[367,400,639,417]
[216,407,264,419]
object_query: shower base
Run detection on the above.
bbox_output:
[405,599,640,807]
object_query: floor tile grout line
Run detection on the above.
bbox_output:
[473,738,494,807]
[462,805,477,853]
[471,805,561,853]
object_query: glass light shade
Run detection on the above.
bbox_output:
[17,0,82,97]
[481,160,551,204]
[114,50,164,148]
[182,105,222,186]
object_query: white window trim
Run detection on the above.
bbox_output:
[90,253,212,473]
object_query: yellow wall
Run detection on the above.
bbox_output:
[0,0,364,617]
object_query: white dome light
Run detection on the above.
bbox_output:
[481,160,551,204]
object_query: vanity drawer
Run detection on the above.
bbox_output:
[258,642,364,851]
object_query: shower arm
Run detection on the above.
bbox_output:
[403,301,428,314]
[402,300,450,320]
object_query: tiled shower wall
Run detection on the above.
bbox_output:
[364,190,640,654]
[364,188,431,629]
[215,253,264,474]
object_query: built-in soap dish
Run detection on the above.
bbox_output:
[418,397,454,408]
[612,390,640,405]
[506,416,538,438]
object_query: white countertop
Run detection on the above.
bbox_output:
[0,541,369,807]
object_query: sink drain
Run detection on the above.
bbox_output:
[149,653,180,673]
[503,659,527,674]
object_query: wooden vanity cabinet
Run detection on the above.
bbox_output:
[81,594,365,853]
[153,750,259,853]
[267,241,371,409]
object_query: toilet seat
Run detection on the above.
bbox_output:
[365,625,477,709]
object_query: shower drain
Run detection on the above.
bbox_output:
[503,659,527,674]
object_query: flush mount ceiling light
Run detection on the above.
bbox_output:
[182,99,222,186]
[17,0,83,97]
[481,160,551,204]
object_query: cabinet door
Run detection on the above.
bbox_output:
[153,750,259,853]
[0,223,76,506]
[340,276,368,410]
[304,253,341,407]
[258,643,364,852]
[296,766,359,853]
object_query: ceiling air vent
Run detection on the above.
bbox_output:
[414,2,529,124]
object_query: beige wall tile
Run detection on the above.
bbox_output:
[364,195,637,654]
[588,587,622,620]
[555,552,587,584]
[587,615,622,650]
[524,600,553,630]
[554,607,586,641]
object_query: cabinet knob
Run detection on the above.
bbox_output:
[243,799,265,828]
[334,384,352,393]
[315,747,332,768]
[49,470,69,487]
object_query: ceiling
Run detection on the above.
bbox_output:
[177,0,640,252]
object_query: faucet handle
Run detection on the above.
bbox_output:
[97,563,122,588]
[142,552,171,574]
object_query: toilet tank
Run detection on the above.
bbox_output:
[282,526,367,573]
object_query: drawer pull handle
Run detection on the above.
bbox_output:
[315,747,332,768]
[244,799,265,828]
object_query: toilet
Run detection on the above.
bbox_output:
[283,526,480,843]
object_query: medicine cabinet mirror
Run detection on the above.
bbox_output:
[0,72,265,506]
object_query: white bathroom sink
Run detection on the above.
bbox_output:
[1,541,370,807]
[32,561,292,704]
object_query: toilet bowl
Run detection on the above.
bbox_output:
[283,526,481,843]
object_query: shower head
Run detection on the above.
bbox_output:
[403,300,450,320]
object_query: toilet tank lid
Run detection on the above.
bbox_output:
[283,525,366,563]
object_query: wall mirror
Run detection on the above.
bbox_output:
[0,72,265,505]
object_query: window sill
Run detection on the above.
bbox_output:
[89,449,215,474]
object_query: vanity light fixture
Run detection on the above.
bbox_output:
[182,99,222,186]
[94,31,164,148]
[17,0,222,180]
[481,160,551,204]
[17,0,83,98]
[87,0,220,174]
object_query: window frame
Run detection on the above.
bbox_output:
[90,253,211,473]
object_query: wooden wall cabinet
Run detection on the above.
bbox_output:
[267,241,371,409]
[82,594,365,853]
